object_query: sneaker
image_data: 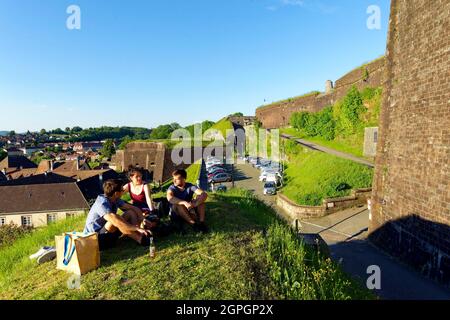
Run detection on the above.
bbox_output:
[198,222,209,234]
[29,246,53,260]
[140,235,152,247]
[36,248,57,264]
[192,223,202,233]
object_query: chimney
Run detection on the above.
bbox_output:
[50,160,54,171]
[76,157,80,171]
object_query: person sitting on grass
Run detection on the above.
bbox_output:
[123,166,156,215]
[84,179,152,251]
[166,169,209,233]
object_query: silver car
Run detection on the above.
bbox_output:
[263,181,277,195]
[208,172,232,184]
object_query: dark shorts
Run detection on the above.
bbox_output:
[97,230,122,251]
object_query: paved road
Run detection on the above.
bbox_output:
[281,133,374,168]
[227,163,450,300]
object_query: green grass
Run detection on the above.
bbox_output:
[282,145,373,206]
[209,118,234,138]
[0,189,373,300]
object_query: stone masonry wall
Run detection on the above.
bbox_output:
[256,57,385,128]
[370,0,450,286]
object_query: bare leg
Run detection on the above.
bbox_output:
[122,210,140,227]
[195,202,206,224]
[173,204,196,225]
[105,213,144,244]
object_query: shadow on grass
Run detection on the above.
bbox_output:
[100,193,279,268]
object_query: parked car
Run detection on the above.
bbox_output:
[208,172,232,184]
[259,170,282,182]
[249,157,258,166]
[208,170,226,178]
[207,165,226,173]
[263,181,277,195]
[216,185,227,192]
[206,161,222,168]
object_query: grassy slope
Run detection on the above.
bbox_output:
[281,127,365,158]
[210,118,234,138]
[0,189,373,300]
[282,145,373,206]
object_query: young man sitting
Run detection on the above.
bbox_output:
[84,179,152,251]
[167,169,209,233]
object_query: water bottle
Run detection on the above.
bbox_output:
[149,237,156,259]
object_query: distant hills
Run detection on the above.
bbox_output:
[0,131,9,136]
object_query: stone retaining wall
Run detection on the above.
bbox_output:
[277,188,372,220]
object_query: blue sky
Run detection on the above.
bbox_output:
[0,0,390,132]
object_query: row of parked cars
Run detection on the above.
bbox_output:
[206,156,233,184]
[246,156,283,196]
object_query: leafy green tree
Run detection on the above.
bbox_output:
[8,131,15,137]
[101,139,116,159]
[334,86,366,136]
[150,124,180,140]
[0,149,6,162]
[118,136,134,150]
[52,128,65,135]
[40,129,47,135]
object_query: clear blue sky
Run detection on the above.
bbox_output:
[0,0,390,132]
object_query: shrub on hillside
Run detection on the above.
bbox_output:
[290,86,371,141]
[334,86,367,137]
[0,224,33,249]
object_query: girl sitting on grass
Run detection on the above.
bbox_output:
[123,166,156,215]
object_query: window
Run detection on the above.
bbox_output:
[374,131,378,143]
[21,216,32,227]
[47,214,57,224]
[0,217,6,226]
[66,212,76,219]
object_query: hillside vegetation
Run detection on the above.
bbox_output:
[282,141,373,206]
[208,118,234,138]
[284,86,382,158]
[0,189,373,300]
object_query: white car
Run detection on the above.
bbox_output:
[259,170,282,182]
[206,159,222,167]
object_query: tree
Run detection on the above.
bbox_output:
[40,129,47,135]
[230,112,243,117]
[0,149,6,162]
[65,127,71,133]
[71,126,83,133]
[118,136,133,150]
[150,124,179,140]
[101,139,116,159]
[8,131,15,137]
